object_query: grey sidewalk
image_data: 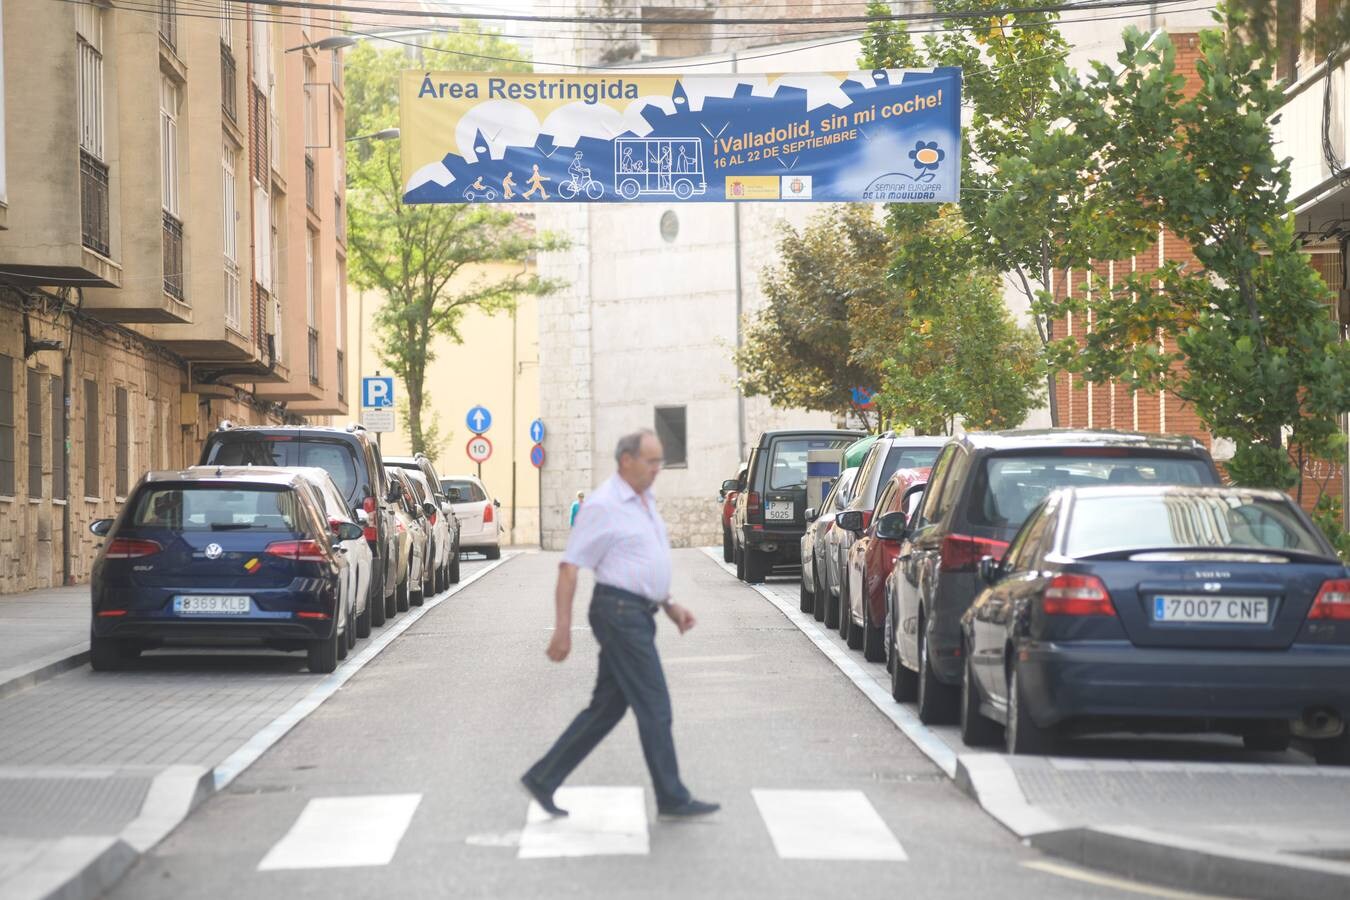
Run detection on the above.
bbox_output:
[736,555,1350,900]
[0,586,91,701]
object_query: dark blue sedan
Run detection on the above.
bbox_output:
[89,468,360,673]
[958,485,1350,763]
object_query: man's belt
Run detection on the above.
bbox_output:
[594,583,662,614]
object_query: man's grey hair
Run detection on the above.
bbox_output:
[615,428,657,462]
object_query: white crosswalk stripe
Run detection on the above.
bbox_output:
[257,794,422,871]
[518,786,649,858]
[752,789,908,861]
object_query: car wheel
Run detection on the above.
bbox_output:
[734,544,746,581]
[370,567,388,627]
[355,579,373,638]
[337,610,350,661]
[960,652,1001,747]
[813,566,827,622]
[837,564,852,639]
[824,583,839,629]
[396,577,410,613]
[346,601,359,651]
[450,548,461,584]
[744,548,767,583]
[862,595,885,663]
[89,634,135,672]
[884,593,895,673]
[890,638,917,702]
[485,545,501,560]
[723,528,734,563]
[307,621,340,674]
[845,597,863,650]
[916,623,959,724]
[799,573,814,613]
[1005,663,1054,755]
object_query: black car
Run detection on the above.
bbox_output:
[89,468,361,673]
[199,423,401,632]
[888,430,1223,723]
[959,485,1350,763]
[731,428,864,583]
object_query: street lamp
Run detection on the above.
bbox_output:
[285,35,357,53]
[346,128,400,143]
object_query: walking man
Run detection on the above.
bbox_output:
[523,164,550,199]
[521,430,719,819]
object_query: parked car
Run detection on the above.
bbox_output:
[290,466,374,645]
[400,465,457,597]
[719,465,747,563]
[887,430,1223,723]
[841,466,930,661]
[199,423,401,628]
[88,468,359,673]
[386,454,460,590]
[732,428,864,583]
[386,468,428,610]
[442,475,502,559]
[959,484,1350,764]
[801,467,859,618]
[822,435,943,629]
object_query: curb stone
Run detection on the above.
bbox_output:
[0,645,90,702]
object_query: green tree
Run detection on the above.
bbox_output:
[345,33,566,456]
[1032,24,1350,495]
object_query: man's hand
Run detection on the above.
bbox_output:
[664,602,696,635]
[546,627,572,662]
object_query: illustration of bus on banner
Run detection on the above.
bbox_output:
[613,137,707,200]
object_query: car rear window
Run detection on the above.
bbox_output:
[1066,493,1325,557]
[206,436,361,500]
[443,479,486,502]
[966,452,1215,538]
[769,437,855,490]
[886,446,939,472]
[129,485,301,531]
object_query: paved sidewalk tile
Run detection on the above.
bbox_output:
[0,586,90,676]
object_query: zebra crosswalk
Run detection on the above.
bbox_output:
[254,788,907,870]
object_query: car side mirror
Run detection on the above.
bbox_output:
[875,511,908,541]
[836,510,865,534]
[493,499,501,508]
[804,507,817,522]
[385,482,402,503]
[90,518,114,537]
[336,521,364,542]
[422,501,438,518]
[978,556,1004,586]
[721,479,740,494]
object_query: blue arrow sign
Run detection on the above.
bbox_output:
[466,405,492,434]
[362,376,394,408]
[529,418,545,444]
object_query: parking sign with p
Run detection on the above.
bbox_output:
[362,377,394,408]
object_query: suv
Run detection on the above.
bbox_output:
[732,428,864,583]
[198,423,402,628]
[888,429,1223,723]
[386,455,461,590]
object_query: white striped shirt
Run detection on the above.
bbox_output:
[562,473,671,602]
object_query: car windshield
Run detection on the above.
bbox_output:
[443,479,486,503]
[1066,493,1326,557]
[769,437,856,490]
[206,437,361,500]
[129,486,301,531]
[966,452,1214,539]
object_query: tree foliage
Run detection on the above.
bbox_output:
[345,33,566,458]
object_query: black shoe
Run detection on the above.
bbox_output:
[519,775,568,817]
[658,798,720,819]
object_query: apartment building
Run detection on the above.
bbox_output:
[0,0,351,592]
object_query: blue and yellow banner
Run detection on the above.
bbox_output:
[399,69,961,204]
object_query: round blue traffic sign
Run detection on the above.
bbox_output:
[530,444,546,468]
[466,405,492,434]
[529,418,545,444]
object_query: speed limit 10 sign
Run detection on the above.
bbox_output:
[466,435,493,463]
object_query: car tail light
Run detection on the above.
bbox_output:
[362,497,378,542]
[104,538,163,559]
[939,534,1009,572]
[1042,573,1115,616]
[1308,579,1350,621]
[295,610,331,620]
[265,540,328,562]
[427,511,438,525]
[483,501,494,524]
[747,491,762,522]
[96,609,128,617]
[862,510,873,531]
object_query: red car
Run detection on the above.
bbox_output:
[720,469,745,562]
[840,468,930,662]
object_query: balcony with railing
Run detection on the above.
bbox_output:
[224,259,241,331]
[305,154,316,210]
[307,327,320,386]
[158,0,177,51]
[221,47,237,122]
[162,212,184,301]
[336,349,345,403]
[80,151,110,257]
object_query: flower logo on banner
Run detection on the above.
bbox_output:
[909,141,945,171]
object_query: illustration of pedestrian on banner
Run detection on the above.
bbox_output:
[613,137,706,200]
[560,150,604,200]
[523,164,551,199]
[463,175,498,201]
[502,171,516,199]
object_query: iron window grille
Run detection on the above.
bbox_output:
[162,211,185,300]
[80,151,110,257]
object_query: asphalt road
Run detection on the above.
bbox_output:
[105,549,1166,900]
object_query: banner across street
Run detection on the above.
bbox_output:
[399,70,962,205]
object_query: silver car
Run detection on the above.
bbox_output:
[403,468,453,599]
[441,475,501,559]
[801,467,857,620]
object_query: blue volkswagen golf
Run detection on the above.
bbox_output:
[959,485,1350,763]
[89,468,359,674]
